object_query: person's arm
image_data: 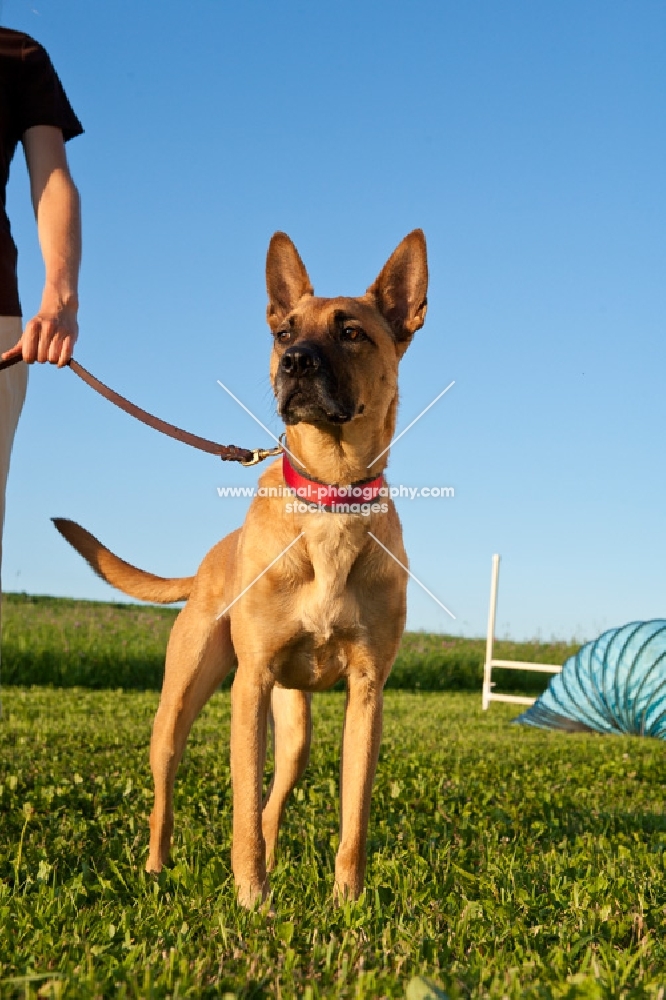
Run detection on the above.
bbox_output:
[0,124,81,367]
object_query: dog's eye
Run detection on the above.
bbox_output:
[276,328,293,344]
[341,326,366,343]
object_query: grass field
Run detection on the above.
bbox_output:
[1,687,665,998]
[0,593,581,694]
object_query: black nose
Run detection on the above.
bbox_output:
[280,344,322,378]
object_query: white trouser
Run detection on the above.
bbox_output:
[0,316,28,598]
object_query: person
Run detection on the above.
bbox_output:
[0,26,82,620]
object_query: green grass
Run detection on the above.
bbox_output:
[1,688,665,998]
[0,594,177,690]
[387,632,580,694]
[1,593,581,694]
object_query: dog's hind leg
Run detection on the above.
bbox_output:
[146,604,235,874]
[262,687,312,870]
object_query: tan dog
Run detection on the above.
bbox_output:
[54,230,428,907]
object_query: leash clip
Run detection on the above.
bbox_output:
[240,444,283,467]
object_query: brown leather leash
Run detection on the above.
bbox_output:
[0,353,282,466]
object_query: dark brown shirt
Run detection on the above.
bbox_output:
[0,27,82,316]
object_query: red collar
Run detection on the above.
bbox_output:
[282,452,384,509]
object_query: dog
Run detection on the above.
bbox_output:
[54,229,428,907]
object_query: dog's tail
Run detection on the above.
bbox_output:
[52,518,194,604]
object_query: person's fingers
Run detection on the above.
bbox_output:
[20,320,41,363]
[57,334,75,367]
[36,318,58,363]
[17,313,78,365]
[47,333,65,365]
[0,341,23,363]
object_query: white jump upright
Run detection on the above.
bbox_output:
[481,554,563,711]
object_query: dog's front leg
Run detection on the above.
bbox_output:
[335,673,384,900]
[230,670,272,908]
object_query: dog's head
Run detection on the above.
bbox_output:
[267,231,428,434]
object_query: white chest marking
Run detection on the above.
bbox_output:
[298,516,367,643]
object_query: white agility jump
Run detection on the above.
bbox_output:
[481,554,562,711]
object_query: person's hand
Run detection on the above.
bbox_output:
[0,302,78,368]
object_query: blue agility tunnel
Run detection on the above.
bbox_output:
[515,620,666,738]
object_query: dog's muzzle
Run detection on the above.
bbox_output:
[276,342,354,426]
[279,344,322,379]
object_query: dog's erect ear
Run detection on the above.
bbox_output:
[366,229,428,351]
[266,232,314,332]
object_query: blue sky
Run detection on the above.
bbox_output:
[2,0,665,640]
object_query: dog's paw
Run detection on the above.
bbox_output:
[145,856,169,875]
[236,879,270,911]
[333,873,365,904]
